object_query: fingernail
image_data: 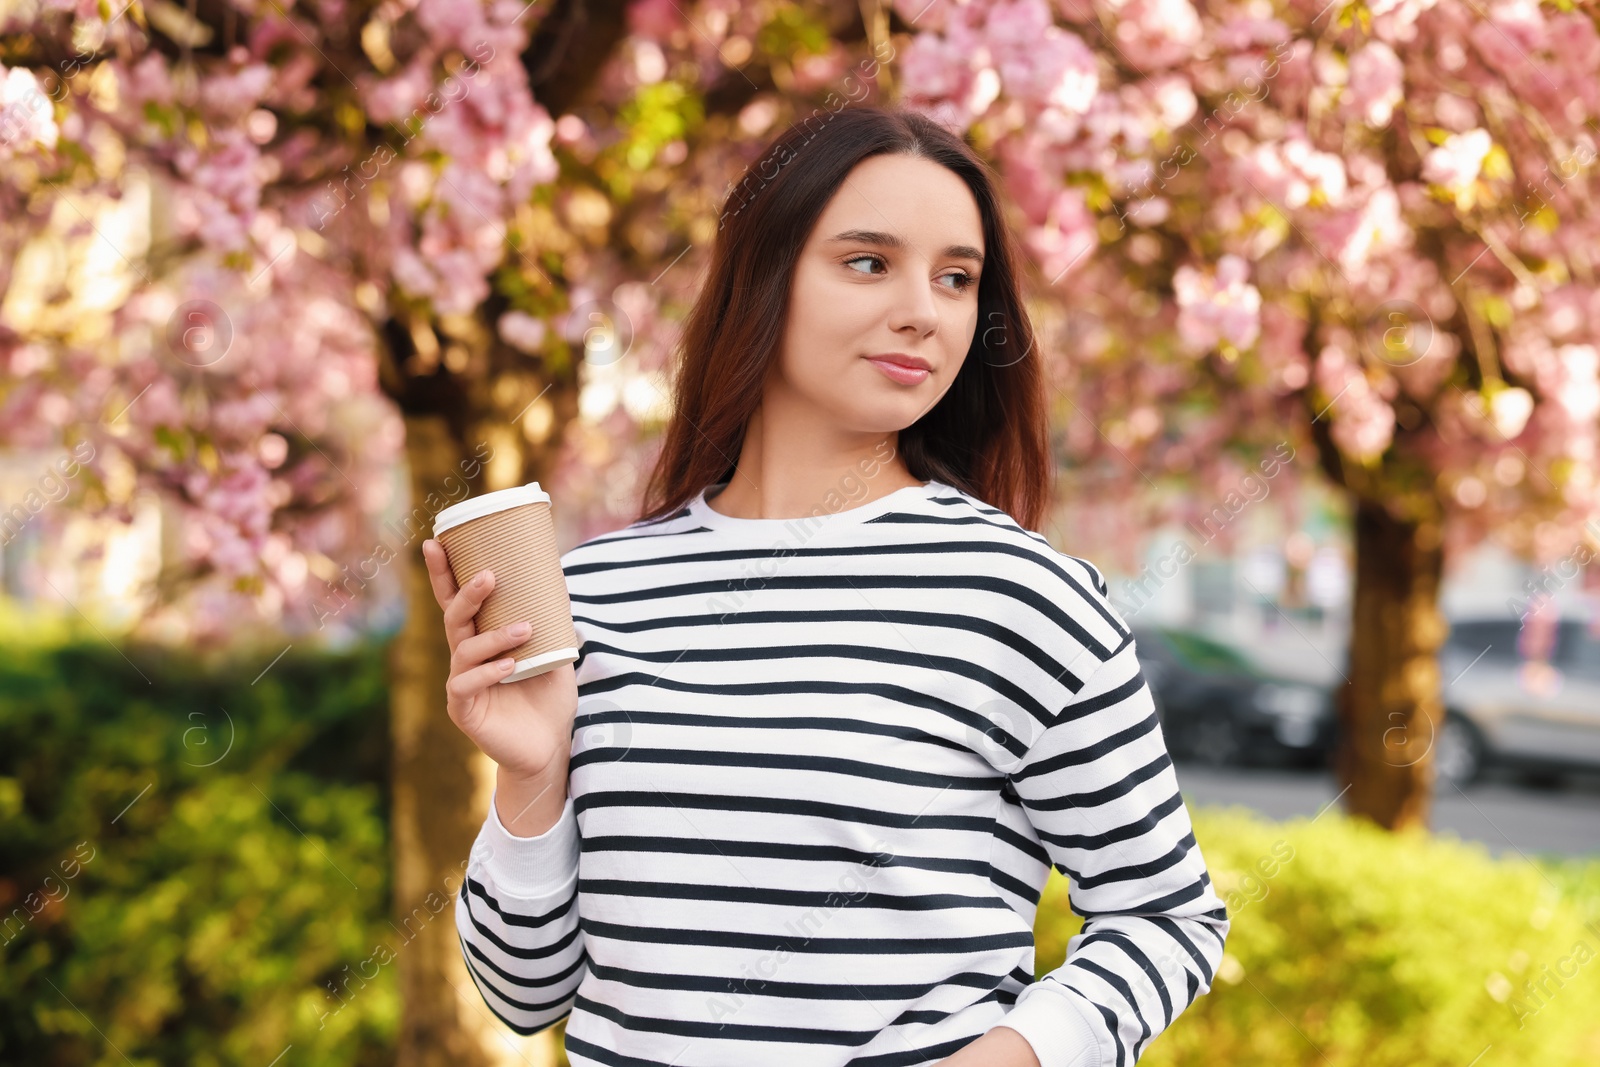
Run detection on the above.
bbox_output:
[509,621,531,637]
[476,571,490,586]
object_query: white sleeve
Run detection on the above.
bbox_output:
[455,788,587,1034]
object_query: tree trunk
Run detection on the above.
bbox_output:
[1334,497,1448,831]
[390,413,559,1066]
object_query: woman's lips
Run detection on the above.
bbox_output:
[866,357,931,385]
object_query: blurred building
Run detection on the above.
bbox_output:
[1100,479,1600,685]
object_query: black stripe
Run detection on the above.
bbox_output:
[461,891,583,960]
[1019,753,1172,811]
[1080,929,1174,1028]
[583,958,1006,1000]
[1072,833,1201,892]
[1147,915,1215,984]
[568,745,1002,792]
[461,933,588,1002]
[575,635,1085,720]
[577,876,1011,913]
[576,669,1054,751]
[575,706,975,755]
[463,874,576,928]
[575,788,996,834]
[572,568,1122,662]
[458,931,576,1034]
[1077,956,1152,1060]
[842,1033,987,1067]
[986,865,1041,906]
[564,1033,679,1067]
[1036,790,1188,853]
[577,917,1034,956]
[990,818,1052,867]
[1012,698,1157,781]
[573,990,876,1045]
[579,834,993,876]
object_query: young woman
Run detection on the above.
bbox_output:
[424,105,1229,1067]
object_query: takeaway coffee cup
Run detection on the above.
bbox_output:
[432,481,579,683]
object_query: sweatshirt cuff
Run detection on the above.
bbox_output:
[994,978,1106,1067]
[472,787,580,901]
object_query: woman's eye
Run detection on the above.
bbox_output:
[843,254,886,275]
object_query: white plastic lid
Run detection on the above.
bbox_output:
[433,481,550,538]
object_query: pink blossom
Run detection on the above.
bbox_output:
[1422,128,1492,192]
[1109,0,1202,71]
[511,104,559,188]
[1468,18,1526,75]
[900,24,982,105]
[120,52,176,106]
[1211,15,1292,51]
[1311,184,1411,273]
[430,249,492,315]
[1240,134,1348,209]
[202,63,274,119]
[0,66,58,154]
[986,0,1098,113]
[364,62,434,125]
[1368,0,1442,42]
[1316,345,1396,461]
[390,248,438,298]
[1024,186,1097,283]
[1256,302,1311,393]
[437,160,504,223]
[1483,0,1548,55]
[627,0,683,38]
[1488,387,1534,438]
[1173,254,1262,353]
[1344,41,1403,127]
[498,310,546,353]
[1432,93,1479,132]
[1550,11,1600,74]
[1550,344,1600,423]
[998,135,1060,223]
[416,0,486,48]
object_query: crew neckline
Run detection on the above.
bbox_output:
[687,479,945,537]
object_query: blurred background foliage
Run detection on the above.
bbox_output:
[1038,809,1600,1067]
[0,615,396,1065]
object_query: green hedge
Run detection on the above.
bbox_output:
[1036,805,1600,1066]
[0,611,397,1066]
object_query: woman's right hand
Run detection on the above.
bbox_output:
[423,538,578,782]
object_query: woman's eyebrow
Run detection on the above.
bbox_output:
[827,228,985,265]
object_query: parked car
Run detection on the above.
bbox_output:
[1132,626,1338,769]
[1436,612,1600,786]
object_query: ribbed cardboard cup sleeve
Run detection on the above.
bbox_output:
[435,499,578,681]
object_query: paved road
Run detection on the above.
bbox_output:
[1176,761,1600,859]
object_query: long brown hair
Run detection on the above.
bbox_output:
[636,104,1053,531]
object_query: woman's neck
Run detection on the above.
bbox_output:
[706,409,921,521]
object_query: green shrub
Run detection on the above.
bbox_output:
[1035,803,1600,1066]
[0,613,397,1066]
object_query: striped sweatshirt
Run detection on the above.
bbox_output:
[456,477,1230,1067]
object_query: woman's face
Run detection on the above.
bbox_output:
[770,152,986,435]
